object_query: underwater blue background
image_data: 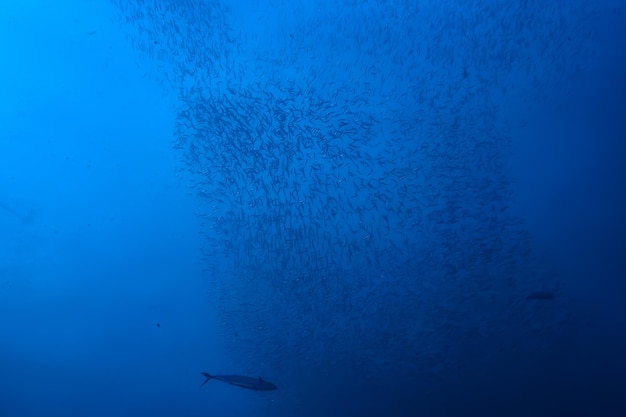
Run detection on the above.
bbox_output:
[1,0,625,416]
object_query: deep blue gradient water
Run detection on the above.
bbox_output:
[1,1,625,416]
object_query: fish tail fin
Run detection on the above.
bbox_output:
[200,372,213,387]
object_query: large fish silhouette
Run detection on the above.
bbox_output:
[200,372,277,391]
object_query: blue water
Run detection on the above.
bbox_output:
[1,1,625,416]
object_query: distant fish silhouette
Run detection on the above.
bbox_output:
[0,202,35,224]
[200,372,277,391]
[526,291,556,300]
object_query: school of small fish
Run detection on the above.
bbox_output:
[110,0,599,412]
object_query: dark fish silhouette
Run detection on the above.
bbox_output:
[200,372,277,391]
[526,291,556,300]
[0,202,35,224]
